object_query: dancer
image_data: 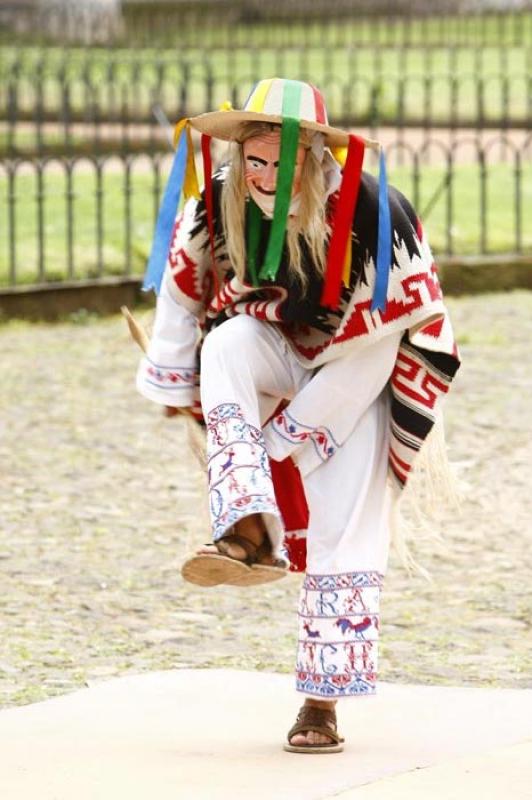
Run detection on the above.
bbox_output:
[136,78,460,753]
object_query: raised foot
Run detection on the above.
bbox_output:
[196,542,278,566]
[181,535,288,588]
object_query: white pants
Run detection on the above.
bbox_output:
[200,315,401,699]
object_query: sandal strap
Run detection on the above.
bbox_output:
[255,540,289,569]
[286,705,343,745]
[215,534,260,566]
[206,533,287,569]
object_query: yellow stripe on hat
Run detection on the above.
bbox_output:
[247,78,274,112]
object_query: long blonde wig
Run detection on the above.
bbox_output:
[221,122,329,293]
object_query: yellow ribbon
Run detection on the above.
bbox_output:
[342,237,352,288]
[331,146,348,168]
[173,118,200,201]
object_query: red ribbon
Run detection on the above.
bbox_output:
[269,456,309,532]
[320,134,365,309]
[201,134,221,309]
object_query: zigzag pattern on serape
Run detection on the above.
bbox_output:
[389,338,460,486]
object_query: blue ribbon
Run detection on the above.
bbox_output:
[142,128,188,295]
[371,149,392,313]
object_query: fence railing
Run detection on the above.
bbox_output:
[117,8,532,50]
[2,48,531,156]
[2,6,532,49]
[1,133,530,289]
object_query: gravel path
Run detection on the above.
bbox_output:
[1,292,531,708]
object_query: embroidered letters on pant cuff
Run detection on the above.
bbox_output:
[296,571,383,698]
[207,403,280,540]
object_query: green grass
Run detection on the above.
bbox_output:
[0,157,159,285]
[2,44,530,129]
[1,158,530,287]
[387,161,532,257]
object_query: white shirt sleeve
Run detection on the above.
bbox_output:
[136,269,201,408]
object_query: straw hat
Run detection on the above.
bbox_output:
[145,77,391,313]
[189,77,379,152]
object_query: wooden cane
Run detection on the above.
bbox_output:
[121,306,207,468]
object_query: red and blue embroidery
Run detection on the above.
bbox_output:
[270,410,339,462]
[296,571,383,698]
[206,403,281,540]
[145,359,197,390]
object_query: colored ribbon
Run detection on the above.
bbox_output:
[143,120,189,294]
[259,79,302,281]
[201,133,221,309]
[371,148,392,313]
[341,234,352,288]
[320,134,365,309]
[183,123,200,200]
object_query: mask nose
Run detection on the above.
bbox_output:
[260,161,277,192]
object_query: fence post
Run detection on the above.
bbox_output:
[369,82,380,135]
[61,81,72,154]
[36,161,45,281]
[66,159,75,279]
[95,158,104,276]
[124,155,132,275]
[205,61,214,118]
[7,81,17,156]
[179,60,190,119]
[476,77,485,130]
[7,163,17,286]
[514,149,522,254]
[479,145,487,254]
[35,76,44,155]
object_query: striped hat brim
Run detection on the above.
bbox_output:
[189,110,380,152]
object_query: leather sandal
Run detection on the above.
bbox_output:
[284,704,345,754]
[181,533,288,587]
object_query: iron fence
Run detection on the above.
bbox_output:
[2,5,532,49]
[1,133,530,289]
[2,48,531,156]
[116,7,532,50]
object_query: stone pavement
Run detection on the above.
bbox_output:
[0,669,531,800]
[1,292,531,709]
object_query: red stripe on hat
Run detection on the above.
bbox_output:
[201,134,221,310]
[310,84,327,124]
[320,134,365,309]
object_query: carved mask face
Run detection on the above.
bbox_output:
[242,130,306,217]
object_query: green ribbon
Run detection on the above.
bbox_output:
[258,80,302,282]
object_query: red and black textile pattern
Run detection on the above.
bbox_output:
[389,338,460,486]
[167,165,460,494]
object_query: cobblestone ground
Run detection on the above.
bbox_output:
[1,292,531,708]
